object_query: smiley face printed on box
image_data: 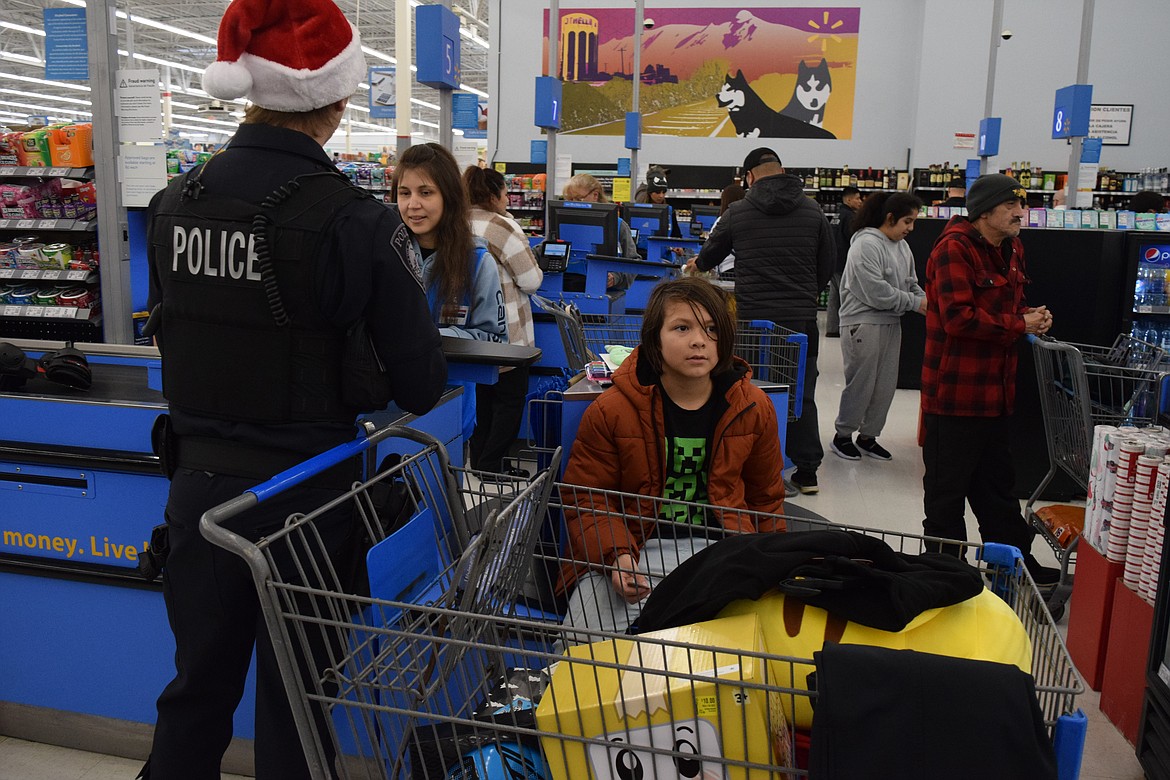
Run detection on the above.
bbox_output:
[587,719,723,780]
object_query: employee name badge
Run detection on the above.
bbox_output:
[440,303,470,327]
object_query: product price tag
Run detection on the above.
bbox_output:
[47,167,69,177]
[0,167,16,176]
[0,269,13,278]
[37,220,59,230]
[16,219,35,228]
[65,270,87,281]
[19,269,40,279]
[1139,305,1153,314]
[2,305,20,316]
[40,270,63,280]
[46,306,75,319]
[0,220,10,229]
[25,306,44,317]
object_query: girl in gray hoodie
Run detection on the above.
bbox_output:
[831,192,926,462]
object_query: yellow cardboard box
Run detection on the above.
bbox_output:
[535,613,789,780]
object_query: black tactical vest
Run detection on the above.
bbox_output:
[150,169,370,423]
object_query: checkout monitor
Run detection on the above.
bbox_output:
[621,202,672,253]
[547,199,620,269]
[690,204,720,235]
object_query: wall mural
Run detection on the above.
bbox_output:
[542,8,859,140]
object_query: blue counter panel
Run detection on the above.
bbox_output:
[1,396,163,452]
[0,572,257,736]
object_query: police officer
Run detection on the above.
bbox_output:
[138,0,447,777]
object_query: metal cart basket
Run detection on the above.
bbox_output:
[1027,333,1169,620]
[201,442,1086,779]
[532,295,808,420]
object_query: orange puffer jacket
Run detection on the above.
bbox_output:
[559,346,786,593]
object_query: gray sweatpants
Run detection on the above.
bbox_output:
[560,536,716,644]
[834,321,901,439]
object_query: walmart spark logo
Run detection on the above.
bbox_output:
[806,11,844,52]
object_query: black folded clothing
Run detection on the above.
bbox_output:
[632,529,984,634]
[809,643,1056,780]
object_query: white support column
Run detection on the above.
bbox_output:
[1065,0,1096,205]
[89,0,132,343]
[396,0,413,157]
[630,0,644,196]
[980,0,1004,176]
[545,0,560,203]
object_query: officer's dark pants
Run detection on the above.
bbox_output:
[470,366,530,472]
[144,468,352,780]
[776,318,824,473]
[921,413,1035,555]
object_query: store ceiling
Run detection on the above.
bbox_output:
[0,0,492,144]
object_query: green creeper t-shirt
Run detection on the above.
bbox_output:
[659,389,717,532]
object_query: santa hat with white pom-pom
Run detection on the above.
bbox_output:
[202,0,367,113]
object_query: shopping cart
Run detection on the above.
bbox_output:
[198,424,562,779]
[1027,333,1170,620]
[202,455,1086,778]
[531,295,808,420]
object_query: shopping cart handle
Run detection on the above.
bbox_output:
[248,435,373,503]
[977,542,1023,569]
[746,319,775,331]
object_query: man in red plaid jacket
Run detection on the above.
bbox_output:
[920,174,1059,585]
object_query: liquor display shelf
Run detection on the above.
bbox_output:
[0,217,95,232]
[804,186,908,193]
[0,268,97,283]
[0,303,101,321]
[0,166,94,180]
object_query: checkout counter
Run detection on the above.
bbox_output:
[0,336,538,771]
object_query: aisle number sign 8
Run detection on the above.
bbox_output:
[1052,84,1093,139]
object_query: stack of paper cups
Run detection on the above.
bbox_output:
[1096,429,1129,552]
[1125,455,1161,587]
[1085,425,1118,552]
[1141,460,1170,605]
[1109,440,1147,564]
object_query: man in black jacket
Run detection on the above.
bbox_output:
[826,185,862,337]
[689,147,835,494]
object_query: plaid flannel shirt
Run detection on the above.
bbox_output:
[921,217,1028,417]
[469,207,543,348]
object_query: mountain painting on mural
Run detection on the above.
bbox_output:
[541,7,859,139]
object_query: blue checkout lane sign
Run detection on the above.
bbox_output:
[368,67,395,119]
[44,8,88,81]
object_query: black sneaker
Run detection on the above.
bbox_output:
[857,437,892,461]
[790,469,819,495]
[831,436,861,460]
[1024,554,1061,586]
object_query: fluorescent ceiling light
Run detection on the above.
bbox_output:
[0,99,90,117]
[118,50,205,75]
[0,21,45,36]
[0,52,44,66]
[0,72,90,92]
[171,113,239,129]
[0,87,91,106]
[459,28,489,50]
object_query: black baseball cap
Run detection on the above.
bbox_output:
[742,147,782,173]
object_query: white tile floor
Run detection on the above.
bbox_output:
[0,315,1149,779]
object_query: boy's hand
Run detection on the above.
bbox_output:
[611,553,651,603]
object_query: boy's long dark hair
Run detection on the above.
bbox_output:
[393,143,474,306]
[640,277,736,377]
[851,191,923,235]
